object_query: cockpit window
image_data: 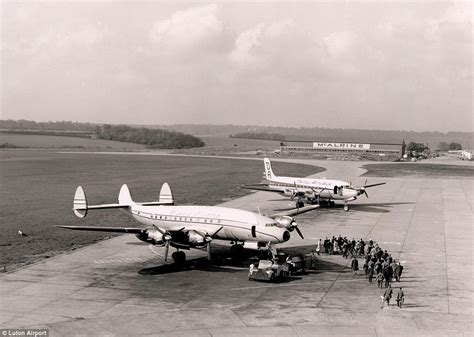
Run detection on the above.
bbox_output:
[265,223,277,227]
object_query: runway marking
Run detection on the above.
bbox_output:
[231,282,318,291]
[379,242,401,245]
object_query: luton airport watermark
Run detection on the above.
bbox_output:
[1,329,48,337]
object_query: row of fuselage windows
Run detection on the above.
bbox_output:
[135,211,222,224]
[271,182,339,189]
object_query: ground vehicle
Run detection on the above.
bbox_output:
[286,254,306,274]
[248,260,289,282]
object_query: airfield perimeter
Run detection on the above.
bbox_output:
[0,155,472,336]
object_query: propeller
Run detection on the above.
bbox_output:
[153,225,173,261]
[194,226,224,260]
[354,180,385,198]
[275,216,304,240]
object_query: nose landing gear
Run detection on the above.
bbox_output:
[343,203,350,212]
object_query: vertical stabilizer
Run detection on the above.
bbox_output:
[73,186,88,218]
[264,158,277,180]
[118,184,134,205]
[159,183,174,205]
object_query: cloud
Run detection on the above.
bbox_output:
[17,23,110,57]
[149,4,223,53]
[323,31,358,58]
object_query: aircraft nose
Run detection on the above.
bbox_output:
[282,230,291,242]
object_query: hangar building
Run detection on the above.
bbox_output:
[279,140,403,160]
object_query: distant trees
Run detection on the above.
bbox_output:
[0,119,96,132]
[95,124,205,149]
[230,132,285,141]
[0,120,205,149]
[437,141,462,151]
[406,142,430,158]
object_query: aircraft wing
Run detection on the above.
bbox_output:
[269,204,320,218]
[240,184,283,193]
[364,182,386,188]
[58,226,146,234]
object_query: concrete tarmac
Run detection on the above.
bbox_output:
[0,157,472,336]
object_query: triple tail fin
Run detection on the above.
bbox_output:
[137,183,174,206]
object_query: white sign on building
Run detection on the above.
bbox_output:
[312,142,371,150]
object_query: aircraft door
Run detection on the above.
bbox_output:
[251,225,256,238]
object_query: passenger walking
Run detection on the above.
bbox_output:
[324,237,329,254]
[310,250,318,270]
[351,257,359,275]
[316,239,322,256]
[368,265,374,283]
[383,266,392,288]
[381,285,393,309]
[376,271,384,288]
[394,262,403,281]
[396,287,405,308]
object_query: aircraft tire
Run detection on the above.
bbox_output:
[344,204,349,212]
[230,244,244,258]
[172,251,186,266]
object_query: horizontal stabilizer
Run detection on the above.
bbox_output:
[58,226,145,234]
[73,185,133,218]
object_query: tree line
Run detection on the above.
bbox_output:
[95,124,205,149]
[229,132,286,141]
[1,120,205,149]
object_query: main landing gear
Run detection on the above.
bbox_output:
[230,243,244,257]
[171,251,186,266]
[343,203,350,212]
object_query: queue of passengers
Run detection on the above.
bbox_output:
[319,236,405,308]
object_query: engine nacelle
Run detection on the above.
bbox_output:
[136,230,165,246]
[283,189,294,197]
[274,215,293,228]
[187,231,206,247]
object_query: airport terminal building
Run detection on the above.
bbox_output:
[279,140,403,160]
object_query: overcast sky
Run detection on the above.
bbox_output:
[1,1,472,132]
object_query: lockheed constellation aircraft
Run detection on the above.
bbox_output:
[60,183,318,265]
[243,158,385,212]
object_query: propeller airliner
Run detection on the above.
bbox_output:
[243,158,385,211]
[60,183,318,265]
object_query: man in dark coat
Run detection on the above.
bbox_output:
[368,265,374,283]
[383,266,392,288]
[395,262,404,281]
[351,257,359,275]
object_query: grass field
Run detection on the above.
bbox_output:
[0,133,147,150]
[0,151,321,270]
[362,162,474,178]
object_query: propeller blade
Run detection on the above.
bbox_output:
[211,226,224,238]
[207,243,211,260]
[164,241,170,261]
[295,226,304,240]
[364,190,369,198]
